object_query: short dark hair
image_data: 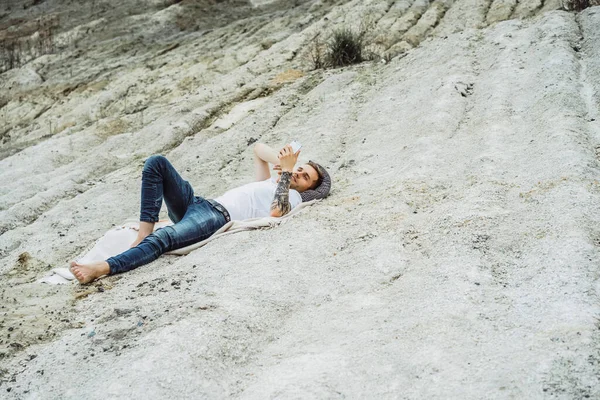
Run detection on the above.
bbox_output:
[300,160,331,202]
[307,160,325,190]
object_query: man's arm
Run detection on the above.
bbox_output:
[270,171,292,217]
[253,143,279,181]
[270,145,299,218]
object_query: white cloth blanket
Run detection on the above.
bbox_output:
[38,200,317,284]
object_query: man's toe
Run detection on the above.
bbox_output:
[72,269,83,280]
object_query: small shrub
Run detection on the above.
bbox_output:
[309,35,325,70]
[325,28,364,68]
[308,14,376,70]
[563,0,600,11]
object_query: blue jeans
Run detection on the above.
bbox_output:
[106,155,227,275]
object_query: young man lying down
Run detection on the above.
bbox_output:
[70,143,331,284]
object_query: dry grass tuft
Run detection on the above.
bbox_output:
[271,69,305,85]
[98,118,131,138]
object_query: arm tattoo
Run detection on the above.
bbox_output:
[271,171,292,216]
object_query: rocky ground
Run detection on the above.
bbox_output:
[1,0,600,398]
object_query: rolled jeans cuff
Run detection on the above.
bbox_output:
[139,216,159,223]
[106,257,118,275]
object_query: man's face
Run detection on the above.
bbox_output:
[277,164,319,192]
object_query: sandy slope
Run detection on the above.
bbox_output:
[1,0,600,398]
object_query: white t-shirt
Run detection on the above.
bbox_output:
[213,177,302,221]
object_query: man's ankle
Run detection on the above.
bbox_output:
[139,221,155,235]
[100,261,111,276]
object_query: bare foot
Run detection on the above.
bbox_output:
[69,261,110,284]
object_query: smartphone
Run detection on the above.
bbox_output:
[290,140,302,153]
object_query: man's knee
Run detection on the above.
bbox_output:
[152,226,177,251]
[143,155,167,174]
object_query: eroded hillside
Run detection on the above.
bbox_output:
[1,0,600,398]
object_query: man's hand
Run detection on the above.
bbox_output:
[278,144,300,172]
